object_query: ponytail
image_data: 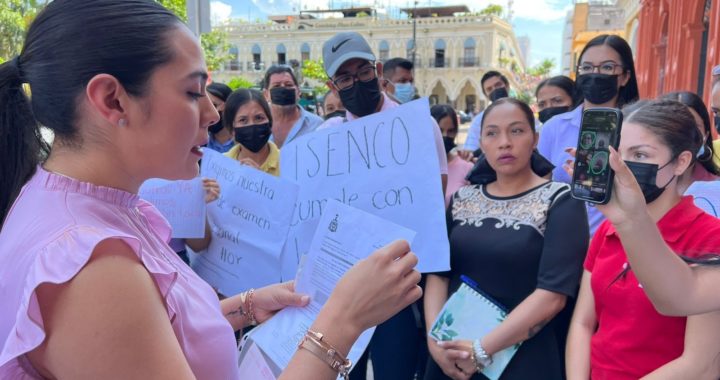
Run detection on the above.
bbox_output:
[0,57,48,225]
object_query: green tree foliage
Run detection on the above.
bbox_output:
[201,29,233,72]
[226,76,254,90]
[0,0,44,61]
[301,59,329,83]
[479,4,503,17]
[157,0,187,21]
[527,58,556,78]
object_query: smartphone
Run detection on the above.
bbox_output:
[571,108,623,204]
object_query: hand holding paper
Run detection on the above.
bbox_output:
[322,240,422,334]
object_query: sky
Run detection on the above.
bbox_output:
[210,0,574,72]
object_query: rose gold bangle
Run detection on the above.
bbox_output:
[298,329,351,379]
[245,288,257,326]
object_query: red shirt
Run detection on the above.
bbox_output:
[585,196,720,380]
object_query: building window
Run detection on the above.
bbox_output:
[276,43,287,65]
[379,40,390,62]
[252,44,262,71]
[434,39,446,68]
[463,37,476,67]
[406,39,415,60]
[228,45,239,71]
[301,43,311,64]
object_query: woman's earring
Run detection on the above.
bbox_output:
[118,118,127,127]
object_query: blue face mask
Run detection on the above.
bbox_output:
[393,82,416,104]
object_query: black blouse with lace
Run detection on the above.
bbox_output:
[426,181,589,380]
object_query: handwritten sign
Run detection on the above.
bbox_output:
[279,97,449,279]
[139,177,205,239]
[687,182,720,217]
[192,149,299,296]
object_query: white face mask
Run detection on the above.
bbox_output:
[393,82,416,103]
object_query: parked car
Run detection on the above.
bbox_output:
[457,110,472,124]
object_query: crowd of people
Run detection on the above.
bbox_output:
[2,1,720,379]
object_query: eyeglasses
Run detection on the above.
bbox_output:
[332,65,377,91]
[577,62,624,75]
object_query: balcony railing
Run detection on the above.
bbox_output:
[458,56,481,67]
[428,58,450,68]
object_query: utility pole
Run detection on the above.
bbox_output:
[187,0,211,35]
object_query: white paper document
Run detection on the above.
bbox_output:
[247,200,416,376]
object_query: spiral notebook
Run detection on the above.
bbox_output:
[428,275,521,380]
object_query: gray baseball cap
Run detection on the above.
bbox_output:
[322,32,376,78]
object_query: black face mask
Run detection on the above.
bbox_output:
[577,73,619,105]
[443,136,456,154]
[339,78,382,118]
[324,110,346,120]
[270,87,297,106]
[234,122,272,153]
[625,160,676,204]
[714,115,720,135]
[489,87,509,102]
[208,111,224,134]
[538,106,571,124]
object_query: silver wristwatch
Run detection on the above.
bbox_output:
[472,339,493,368]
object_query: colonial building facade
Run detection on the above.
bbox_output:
[214,6,525,114]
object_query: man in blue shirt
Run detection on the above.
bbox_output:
[262,66,323,148]
[462,70,510,152]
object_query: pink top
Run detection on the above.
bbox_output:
[445,155,474,208]
[0,167,239,379]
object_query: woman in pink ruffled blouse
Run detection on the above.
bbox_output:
[0,1,422,379]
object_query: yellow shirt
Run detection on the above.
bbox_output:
[714,139,720,168]
[224,141,280,177]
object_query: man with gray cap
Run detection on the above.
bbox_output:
[319,31,448,380]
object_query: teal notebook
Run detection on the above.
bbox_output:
[428,275,520,380]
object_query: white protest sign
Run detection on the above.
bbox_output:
[192,149,299,296]
[688,181,720,217]
[279,97,449,279]
[139,177,205,239]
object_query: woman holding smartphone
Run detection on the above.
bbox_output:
[538,34,639,235]
[565,100,720,380]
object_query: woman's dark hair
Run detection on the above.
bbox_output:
[578,34,640,106]
[625,99,704,162]
[262,65,299,89]
[466,98,555,184]
[535,75,583,107]
[207,82,233,103]
[223,89,273,130]
[480,97,535,132]
[659,91,720,175]
[430,104,458,132]
[0,0,182,225]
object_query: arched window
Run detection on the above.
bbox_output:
[276,43,287,65]
[434,39,446,68]
[301,42,311,63]
[379,40,390,62]
[463,38,476,67]
[252,44,262,71]
[228,45,239,71]
[406,39,415,60]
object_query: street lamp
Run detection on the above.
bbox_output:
[411,0,418,67]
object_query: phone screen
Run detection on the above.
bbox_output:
[571,109,621,204]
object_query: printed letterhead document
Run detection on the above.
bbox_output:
[428,275,520,380]
[245,200,417,377]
